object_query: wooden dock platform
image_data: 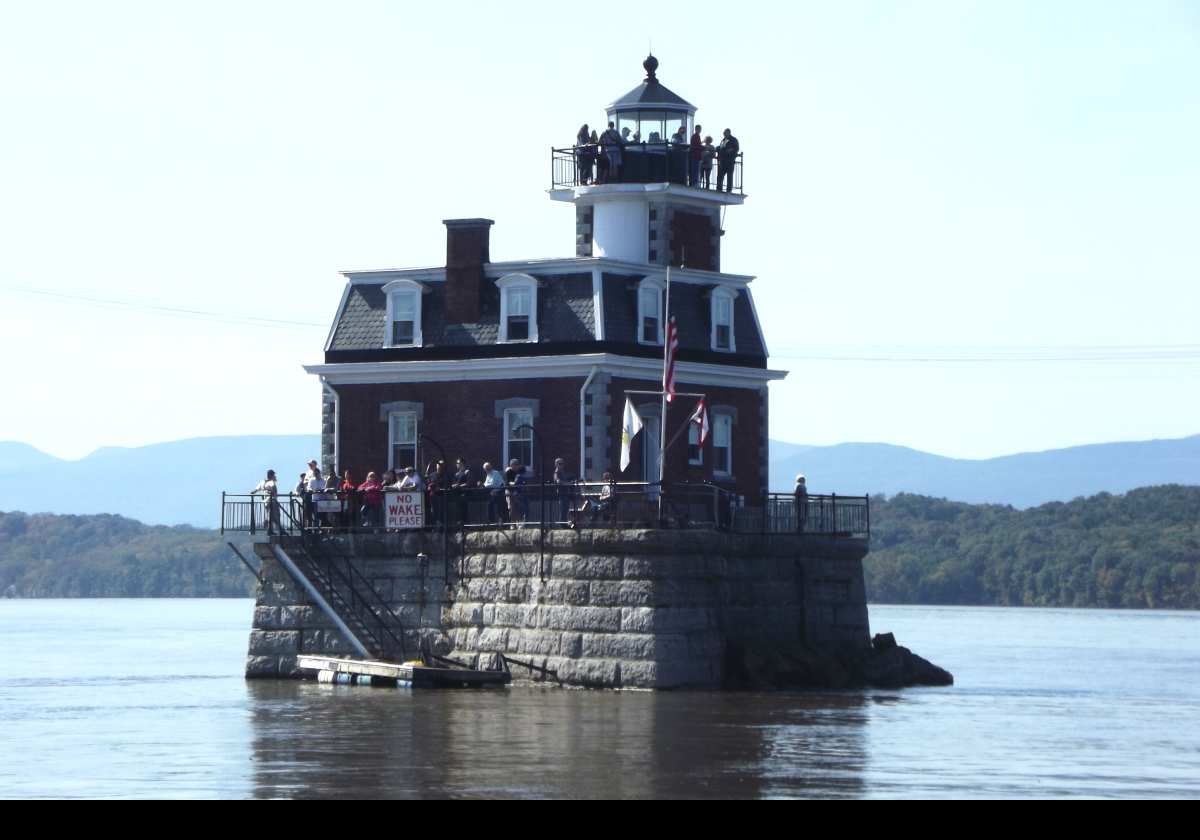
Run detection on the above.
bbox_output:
[297,655,512,689]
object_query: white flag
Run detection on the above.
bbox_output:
[620,397,644,472]
[689,397,710,445]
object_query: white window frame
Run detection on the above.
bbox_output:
[710,286,737,352]
[496,273,539,344]
[388,411,419,472]
[383,279,425,348]
[637,277,666,346]
[712,412,733,477]
[503,407,534,469]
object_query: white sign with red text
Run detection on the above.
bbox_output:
[384,491,425,529]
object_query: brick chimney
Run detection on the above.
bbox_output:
[444,218,494,323]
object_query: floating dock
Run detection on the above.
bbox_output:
[297,655,512,689]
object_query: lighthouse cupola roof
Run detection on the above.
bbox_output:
[605,54,697,116]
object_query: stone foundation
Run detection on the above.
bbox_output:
[246,528,874,689]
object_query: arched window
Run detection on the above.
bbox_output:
[496,273,539,343]
[710,286,737,352]
[637,277,666,346]
[383,279,425,348]
[712,411,734,476]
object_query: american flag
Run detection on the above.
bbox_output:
[663,316,679,402]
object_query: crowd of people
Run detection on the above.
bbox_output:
[252,457,622,532]
[572,122,741,191]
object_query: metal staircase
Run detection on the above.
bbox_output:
[273,506,410,663]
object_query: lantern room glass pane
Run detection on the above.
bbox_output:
[666,114,688,143]
[639,111,668,144]
[616,112,639,143]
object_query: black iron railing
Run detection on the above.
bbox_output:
[273,497,409,661]
[222,485,867,538]
[552,144,743,194]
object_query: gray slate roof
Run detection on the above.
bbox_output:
[326,269,766,361]
[328,273,596,351]
[608,79,696,112]
[601,273,765,357]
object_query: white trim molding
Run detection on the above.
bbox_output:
[484,257,755,288]
[591,268,605,341]
[342,266,446,285]
[338,258,754,288]
[324,284,352,353]
[305,353,788,389]
[548,182,746,209]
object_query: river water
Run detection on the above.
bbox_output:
[0,600,1196,798]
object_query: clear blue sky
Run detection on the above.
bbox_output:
[2,1,1197,460]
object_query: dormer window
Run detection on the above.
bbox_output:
[711,287,736,352]
[637,277,665,345]
[383,279,425,348]
[497,273,539,343]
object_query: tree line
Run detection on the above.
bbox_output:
[3,485,1198,606]
[866,485,1200,608]
[0,511,254,598]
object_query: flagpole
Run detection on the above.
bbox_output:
[659,264,671,520]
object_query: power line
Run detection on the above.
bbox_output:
[2,285,327,330]
[7,284,1196,363]
[770,343,1200,363]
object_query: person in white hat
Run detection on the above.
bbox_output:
[793,474,808,534]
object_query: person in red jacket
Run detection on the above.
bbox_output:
[357,472,384,528]
[338,470,357,529]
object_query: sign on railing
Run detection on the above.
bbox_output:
[384,491,425,529]
[220,487,868,538]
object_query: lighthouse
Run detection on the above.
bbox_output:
[306,55,781,500]
[237,57,894,693]
[550,54,744,271]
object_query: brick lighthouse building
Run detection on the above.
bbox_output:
[305,56,784,502]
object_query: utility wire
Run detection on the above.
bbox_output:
[6,285,1196,362]
[2,285,327,330]
[770,343,1200,363]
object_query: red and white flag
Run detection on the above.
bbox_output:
[663,316,679,402]
[689,396,710,444]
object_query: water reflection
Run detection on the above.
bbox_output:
[248,683,871,799]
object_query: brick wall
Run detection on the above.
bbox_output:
[606,377,766,501]
[333,378,586,481]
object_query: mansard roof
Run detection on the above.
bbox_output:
[323,262,768,368]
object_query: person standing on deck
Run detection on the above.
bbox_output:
[482,461,507,524]
[601,122,624,183]
[357,472,384,528]
[254,470,279,534]
[552,457,575,524]
[793,474,808,534]
[689,125,703,187]
[717,128,740,193]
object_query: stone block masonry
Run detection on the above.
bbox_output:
[246,528,870,689]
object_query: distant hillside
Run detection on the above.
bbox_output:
[0,435,319,527]
[1,432,1197,525]
[771,435,1200,508]
[3,489,1196,606]
[866,486,1200,609]
[0,511,254,598]
[0,442,61,475]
